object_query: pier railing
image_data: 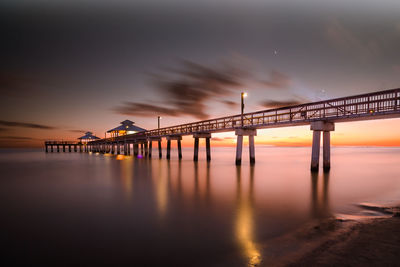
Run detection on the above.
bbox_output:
[145,88,400,136]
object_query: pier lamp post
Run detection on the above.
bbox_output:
[241,92,247,127]
[158,116,162,133]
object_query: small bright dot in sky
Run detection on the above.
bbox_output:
[274,50,278,55]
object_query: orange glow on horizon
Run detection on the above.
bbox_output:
[4,118,400,148]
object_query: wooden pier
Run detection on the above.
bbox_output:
[44,141,85,153]
[45,88,400,172]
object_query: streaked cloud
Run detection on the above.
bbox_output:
[261,70,291,89]
[0,120,56,129]
[0,136,35,140]
[260,100,303,109]
[114,60,246,119]
[69,129,87,133]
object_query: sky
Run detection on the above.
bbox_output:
[1,0,400,147]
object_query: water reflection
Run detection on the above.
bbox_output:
[310,171,331,219]
[193,162,212,207]
[120,156,134,199]
[154,160,169,218]
[235,166,261,266]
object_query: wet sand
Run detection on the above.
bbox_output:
[284,216,400,267]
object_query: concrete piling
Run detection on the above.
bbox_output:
[177,139,182,159]
[323,131,331,172]
[166,135,182,160]
[235,128,256,165]
[235,135,243,165]
[310,121,334,172]
[149,141,152,158]
[158,140,162,158]
[206,137,211,161]
[311,131,321,172]
[193,133,211,162]
[167,139,171,159]
[249,135,255,165]
[193,137,199,161]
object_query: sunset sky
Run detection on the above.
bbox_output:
[1,0,400,147]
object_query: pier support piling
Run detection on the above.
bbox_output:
[178,139,182,159]
[149,141,152,158]
[167,139,171,159]
[147,137,161,159]
[235,135,243,165]
[311,130,321,171]
[134,143,138,156]
[193,133,211,161]
[323,131,331,172]
[166,135,182,160]
[193,137,199,161]
[158,140,162,158]
[206,137,211,161]
[310,121,334,172]
[145,142,149,157]
[235,128,257,165]
[249,135,255,165]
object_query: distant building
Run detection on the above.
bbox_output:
[78,132,100,143]
[107,120,146,137]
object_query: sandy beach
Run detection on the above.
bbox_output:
[285,216,400,266]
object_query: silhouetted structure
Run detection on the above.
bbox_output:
[46,88,400,171]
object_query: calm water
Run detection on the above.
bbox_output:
[1,147,400,265]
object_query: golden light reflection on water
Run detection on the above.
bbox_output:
[311,172,331,219]
[116,154,125,160]
[120,157,133,198]
[235,166,261,267]
[153,160,169,218]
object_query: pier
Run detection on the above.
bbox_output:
[44,141,85,153]
[45,88,400,172]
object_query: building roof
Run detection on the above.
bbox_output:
[78,131,101,140]
[107,120,147,133]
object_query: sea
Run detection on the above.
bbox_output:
[1,146,400,265]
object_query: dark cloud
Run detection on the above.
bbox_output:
[0,120,56,130]
[114,103,179,118]
[0,136,34,140]
[261,70,291,89]
[69,129,87,133]
[260,100,303,109]
[114,60,246,119]
[220,100,239,109]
